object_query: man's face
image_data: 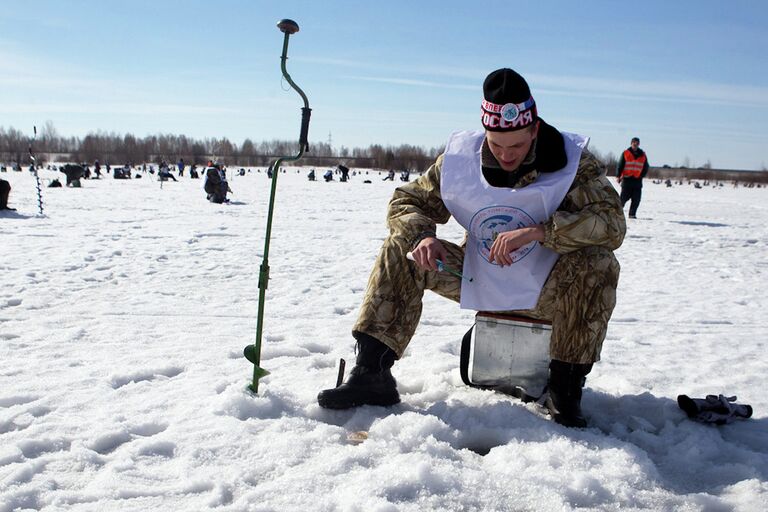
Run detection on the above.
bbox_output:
[486,123,539,172]
[631,139,639,150]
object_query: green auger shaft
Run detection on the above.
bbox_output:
[246,19,311,394]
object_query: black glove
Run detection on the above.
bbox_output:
[678,394,753,425]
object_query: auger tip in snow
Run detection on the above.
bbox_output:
[244,345,270,394]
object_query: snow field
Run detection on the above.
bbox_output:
[1,167,767,511]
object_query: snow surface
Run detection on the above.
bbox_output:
[1,167,767,511]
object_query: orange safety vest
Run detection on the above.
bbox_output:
[621,149,646,179]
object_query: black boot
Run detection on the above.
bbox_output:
[317,332,400,409]
[544,360,593,428]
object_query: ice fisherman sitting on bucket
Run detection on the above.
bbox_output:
[203,161,231,204]
[317,68,626,428]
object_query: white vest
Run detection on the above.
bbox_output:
[441,130,587,310]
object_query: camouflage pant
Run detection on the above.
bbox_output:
[353,235,620,364]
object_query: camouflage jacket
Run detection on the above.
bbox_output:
[387,136,626,254]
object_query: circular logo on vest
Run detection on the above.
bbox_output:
[469,206,537,265]
[500,103,520,122]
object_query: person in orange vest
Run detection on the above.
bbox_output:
[616,137,649,219]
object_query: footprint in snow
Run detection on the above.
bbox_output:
[135,440,176,458]
[0,403,53,435]
[298,341,331,354]
[0,395,39,408]
[109,366,184,389]
[88,422,169,455]
[16,438,71,459]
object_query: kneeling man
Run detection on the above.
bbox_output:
[318,68,626,428]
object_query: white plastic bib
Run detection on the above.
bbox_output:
[441,130,587,310]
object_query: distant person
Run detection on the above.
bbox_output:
[0,178,14,210]
[308,169,316,181]
[338,165,350,182]
[158,162,178,182]
[60,164,85,187]
[382,169,395,181]
[190,164,199,179]
[204,163,231,203]
[323,169,333,182]
[616,137,649,219]
[399,170,410,182]
[177,158,185,177]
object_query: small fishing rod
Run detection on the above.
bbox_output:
[406,252,473,282]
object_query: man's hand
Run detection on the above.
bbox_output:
[488,225,545,266]
[411,237,447,272]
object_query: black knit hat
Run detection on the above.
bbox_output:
[481,68,538,132]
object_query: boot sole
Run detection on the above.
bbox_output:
[544,397,588,428]
[552,413,587,428]
[317,392,400,410]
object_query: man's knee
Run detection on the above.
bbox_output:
[378,235,412,262]
[566,246,619,283]
[550,247,619,308]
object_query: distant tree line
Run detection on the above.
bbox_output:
[0,122,443,172]
[3,123,766,181]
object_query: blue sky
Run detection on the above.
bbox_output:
[2,0,767,170]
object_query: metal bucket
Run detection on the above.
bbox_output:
[468,313,552,400]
